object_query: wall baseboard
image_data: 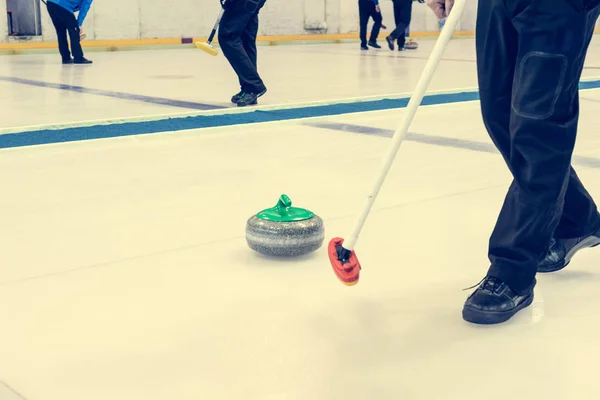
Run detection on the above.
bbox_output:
[0,31,478,52]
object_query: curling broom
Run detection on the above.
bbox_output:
[194,3,226,56]
[328,0,468,286]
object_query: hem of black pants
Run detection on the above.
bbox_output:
[554,213,600,239]
[487,263,536,295]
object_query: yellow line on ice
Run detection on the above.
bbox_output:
[0,31,480,51]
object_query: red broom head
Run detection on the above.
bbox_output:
[328,237,361,286]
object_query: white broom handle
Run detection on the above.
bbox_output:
[342,0,468,251]
[207,9,225,44]
[213,8,225,30]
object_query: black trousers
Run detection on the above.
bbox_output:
[218,0,267,94]
[46,2,84,62]
[358,1,382,46]
[477,0,600,293]
[388,0,412,48]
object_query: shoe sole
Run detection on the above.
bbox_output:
[462,292,534,325]
[537,236,600,273]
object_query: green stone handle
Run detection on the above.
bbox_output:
[255,194,315,222]
[277,194,293,210]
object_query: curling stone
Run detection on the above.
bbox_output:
[246,195,324,257]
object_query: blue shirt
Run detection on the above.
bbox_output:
[47,0,94,26]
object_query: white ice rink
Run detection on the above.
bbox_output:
[3,37,600,399]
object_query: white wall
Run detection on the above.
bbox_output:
[24,0,480,43]
[1,0,8,41]
[7,0,600,44]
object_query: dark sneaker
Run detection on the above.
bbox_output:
[538,227,600,273]
[74,58,93,64]
[386,36,394,50]
[368,41,381,49]
[236,89,266,107]
[62,58,73,64]
[462,276,535,325]
[360,44,369,50]
[231,91,244,104]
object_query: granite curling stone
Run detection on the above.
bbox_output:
[246,195,324,257]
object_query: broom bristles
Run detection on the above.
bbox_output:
[194,42,218,56]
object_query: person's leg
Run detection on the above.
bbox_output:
[358,1,370,48]
[369,7,382,45]
[67,24,85,63]
[387,0,411,49]
[240,9,260,95]
[219,0,264,89]
[396,0,412,49]
[489,0,599,289]
[462,0,521,325]
[46,3,71,62]
[50,2,88,63]
[551,4,600,240]
[464,0,600,324]
[220,0,267,106]
[554,168,600,240]
[386,0,403,49]
[536,6,600,272]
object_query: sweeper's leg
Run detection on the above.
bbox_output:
[228,9,261,103]
[358,0,371,49]
[240,11,259,88]
[386,0,411,50]
[46,2,72,63]
[368,6,382,46]
[47,1,89,64]
[463,0,600,325]
[219,0,267,106]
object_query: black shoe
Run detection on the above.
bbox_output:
[62,58,73,64]
[462,276,535,325]
[231,90,244,104]
[74,58,93,64]
[386,36,394,51]
[398,47,405,52]
[538,227,600,273]
[360,44,369,50]
[368,41,381,49]
[236,89,266,107]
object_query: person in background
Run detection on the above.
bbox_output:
[427,0,454,31]
[358,0,383,50]
[385,0,413,51]
[46,0,93,64]
[219,0,268,107]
